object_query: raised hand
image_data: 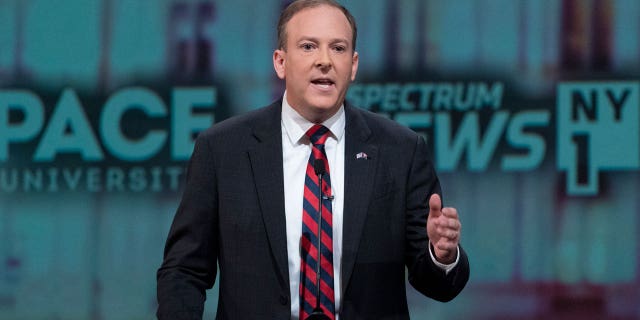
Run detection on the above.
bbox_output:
[426,194,460,264]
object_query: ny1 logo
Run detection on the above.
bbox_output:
[557,82,639,196]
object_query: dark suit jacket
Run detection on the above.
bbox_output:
[157,100,469,319]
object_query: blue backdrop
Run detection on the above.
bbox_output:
[1,0,639,319]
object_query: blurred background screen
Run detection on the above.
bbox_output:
[0,0,639,319]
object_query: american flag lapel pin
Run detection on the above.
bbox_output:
[356,152,368,160]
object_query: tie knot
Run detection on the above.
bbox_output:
[305,124,331,146]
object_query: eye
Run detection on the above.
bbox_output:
[333,45,347,53]
[300,43,316,51]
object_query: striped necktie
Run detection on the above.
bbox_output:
[300,124,335,320]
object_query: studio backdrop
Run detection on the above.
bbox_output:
[1,0,639,319]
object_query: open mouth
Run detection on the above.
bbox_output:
[311,78,335,90]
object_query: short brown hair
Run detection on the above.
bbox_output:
[277,0,357,51]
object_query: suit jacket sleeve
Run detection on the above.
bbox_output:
[404,135,470,302]
[157,134,218,320]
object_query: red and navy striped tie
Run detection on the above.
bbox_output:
[300,124,335,320]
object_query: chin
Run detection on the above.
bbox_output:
[306,96,340,111]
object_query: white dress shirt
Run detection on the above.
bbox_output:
[281,94,346,319]
[280,94,458,320]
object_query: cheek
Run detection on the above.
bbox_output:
[285,62,303,78]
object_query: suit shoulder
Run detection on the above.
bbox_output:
[197,103,279,142]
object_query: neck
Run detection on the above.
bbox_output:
[301,108,338,124]
[287,101,342,124]
[282,92,344,124]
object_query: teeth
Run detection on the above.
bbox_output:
[313,83,330,89]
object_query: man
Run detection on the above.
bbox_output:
[157,1,469,319]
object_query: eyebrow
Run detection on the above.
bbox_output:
[296,36,350,46]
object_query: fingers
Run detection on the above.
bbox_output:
[433,208,460,232]
[435,216,460,229]
[432,207,460,242]
[427,196,461,263]
[432,239,458,264]
[435,226,459,240]
[441,207,458,219]
[429,194,442,216]
[433,225,459,252]
[433,240,458,252]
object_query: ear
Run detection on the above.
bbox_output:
[273,49,286,80]
[350,51,359,81]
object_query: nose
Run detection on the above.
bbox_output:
[315,47,332,70]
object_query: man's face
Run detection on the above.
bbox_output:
[273,5,359,122]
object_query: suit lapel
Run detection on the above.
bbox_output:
[247,101,290,289]
[341,105,378,296]
[246,102,380,296]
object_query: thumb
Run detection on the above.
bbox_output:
[429,194,442,216]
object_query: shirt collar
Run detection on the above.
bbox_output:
[281,91,345,146]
